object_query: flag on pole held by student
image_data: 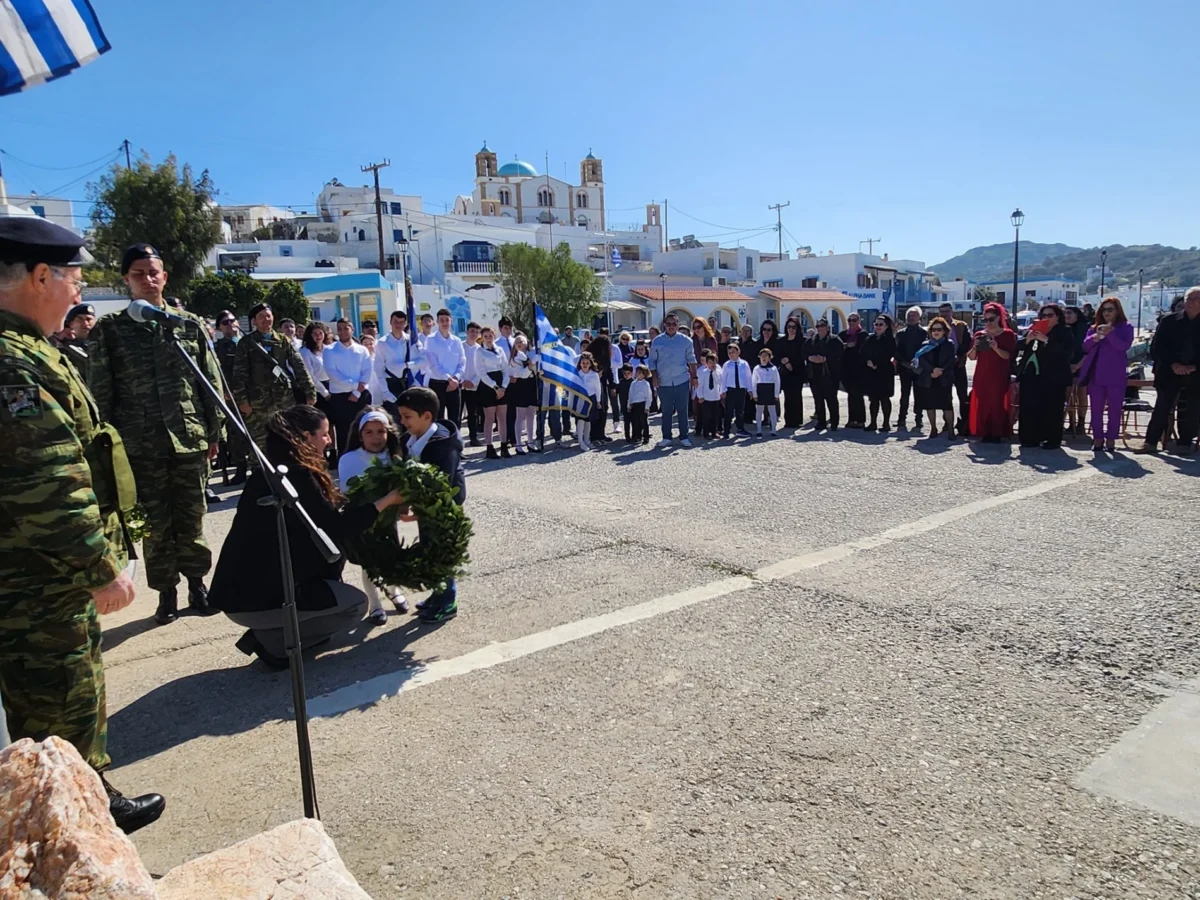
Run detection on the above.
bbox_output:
[1,0,112,97]
[534,304,593,418]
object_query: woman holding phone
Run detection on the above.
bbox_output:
[967,302,1017,442]
[1080,297,1135,452]
[1017,303,1073,448]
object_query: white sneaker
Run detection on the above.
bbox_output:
[656,438,674,448]
[680,438,693,448]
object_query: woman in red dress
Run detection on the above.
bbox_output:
[967,302,1017,441]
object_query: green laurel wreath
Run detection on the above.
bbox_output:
[342,458,472,592]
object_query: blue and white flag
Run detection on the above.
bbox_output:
[534,303,593,418]
[1,0,112,97]
[611,245,622,269]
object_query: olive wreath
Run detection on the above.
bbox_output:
[342,458,472,592]
[124,503,150,543]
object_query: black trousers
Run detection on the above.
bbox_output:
[812,383,840,428]
[591,377,614,440]
[505,401,517,445]
[1146,372,1199,447]
[897,367,922,423]
[329,390,370,460]
[463,389,482,442]
[953,365,970,425]
[629,401,649,442]
[1018,381,1066,447]
[844,383,866,425]
[869,397,893,427]
[781,379,804,427]
[700,399,721,436]
[428,379,462,429]
[724,387,748,435]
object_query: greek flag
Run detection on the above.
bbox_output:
[611,245,622,269]
[1,1,112,97]
[534,304,593,418]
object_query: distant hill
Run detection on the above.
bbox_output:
[933,242,1200,290]
[931,242,1084,282]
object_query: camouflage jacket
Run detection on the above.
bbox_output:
[232,328,316,412]
[0,309,127,595]
[51,334,90,382]
[88,304,224,458]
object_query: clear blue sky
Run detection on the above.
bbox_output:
[2,0,1196,265]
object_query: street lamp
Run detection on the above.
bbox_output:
[1010,208,1024,322]
[1099,249,1108,299]
[659,272,667,326]
[1137,267,1144,334]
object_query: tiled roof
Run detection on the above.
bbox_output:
[758,289,856,302]
[628,287,754,302]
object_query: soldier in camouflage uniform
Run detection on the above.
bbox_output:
[232,302,317,451]
[49,300,94,381]
[89,244,225,626]
[0,217,165,834]
[213,309,249,483]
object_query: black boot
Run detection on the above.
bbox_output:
[155,588,178,625]
[230,463,247,485]
[103,775,165,835]
[187,578,217,616]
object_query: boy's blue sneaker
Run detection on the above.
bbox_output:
[418,580,458,623]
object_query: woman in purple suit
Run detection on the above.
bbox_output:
[1080,296,1135,452]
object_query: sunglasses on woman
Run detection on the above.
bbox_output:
[874,320,886,327]
[983,315,998,323]
[930,327,945,334]
[1039,311,1055,319]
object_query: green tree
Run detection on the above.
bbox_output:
[265,279,310,325]
[81,267,127,291]
[497,242,600,334]
[186,271,265,320]
[87,154,222,295]
[973,285,996,306]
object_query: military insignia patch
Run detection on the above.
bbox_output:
[0,384,44,422]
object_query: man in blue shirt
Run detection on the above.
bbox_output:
[648,314,698,446]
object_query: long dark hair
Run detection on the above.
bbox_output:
[302,322,325,353]
[265,406,340,505]
[1038,303,1066,329]
[344,405,401,457]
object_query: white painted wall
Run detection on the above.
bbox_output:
[8,194,76,232]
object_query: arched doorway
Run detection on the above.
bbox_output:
[825,307,845,332]
[711,306,740,330]
[784,307,815,331]
[666,307,693,325]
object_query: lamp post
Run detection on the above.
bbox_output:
[1099,249,1108,300]
[659,272,667,326]
[1137,267,1144,335]
[1010,208,1024,323]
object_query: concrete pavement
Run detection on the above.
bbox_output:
[100,424,1199,898]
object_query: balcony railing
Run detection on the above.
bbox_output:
[445,260,501,274]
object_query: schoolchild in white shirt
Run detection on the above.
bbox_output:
[575,351,603,451]
[720,342,753,438]
[752,348,782,438]
[627,364,653,445]
[694,350,723,438]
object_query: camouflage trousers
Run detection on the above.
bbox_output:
[0,590,108,769]
[244,406,287,467]
[129,452,212,592]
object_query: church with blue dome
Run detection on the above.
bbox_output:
[458,143,607,230]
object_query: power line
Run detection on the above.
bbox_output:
[43,153,123,197]
[670,203,772,232]
[767,201,790,260]
[0,145,125,172]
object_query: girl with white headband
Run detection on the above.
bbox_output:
[338,407,408,623]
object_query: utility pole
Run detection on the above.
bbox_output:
[122,139,131,170]
[859,238,882,255]
[768,201,790,260]
[361,159,391,275]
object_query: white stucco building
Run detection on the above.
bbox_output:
[218,205,297,241]
[978,278,1081,310]
[5,192,77,232]
[757,251,940,317]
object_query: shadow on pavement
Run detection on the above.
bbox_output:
[1015,447,1082,472]
[108,619,430,766]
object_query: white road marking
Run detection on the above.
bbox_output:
[1076,677,1200,826]
[309,465,1102,719]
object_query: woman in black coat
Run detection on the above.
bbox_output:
[912,316,958,438]
[803,319,844,431]
[776,317,807,428]
[208,405,407,669]
[1017,303,1073,449]
[1063,304,1089,436]
[861,314,897,432]
[837,313,870,427]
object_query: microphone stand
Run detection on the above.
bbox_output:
[162,322,336,820]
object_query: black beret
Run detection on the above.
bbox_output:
[64,303,96,324]
[0,216,90,268]
[248,303,272,320]
[119,243,163,275]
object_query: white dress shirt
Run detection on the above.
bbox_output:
[752,362,781,399]
[507,350,534,382]
[495,333,513,360]
[476,345,509,388]
[324,339,373,394]
[408,421,440,460]
[300,346,331,399]
[463,341,483,389]
[424,331,466,382]
[579,369,602,400]
[628,379,653,406]
[608,343,623,382]
[695,365,724,401]
[375,332,415,402]
[289,336,303,351]
[721,358,752,393]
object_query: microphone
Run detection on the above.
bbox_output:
[128,299,189,329]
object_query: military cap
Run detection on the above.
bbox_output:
[120,242,163,275]
[248,302,272,320]
[0,216,90,268]
[64,302,96,324]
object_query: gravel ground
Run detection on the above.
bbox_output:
[98,407,1200,899]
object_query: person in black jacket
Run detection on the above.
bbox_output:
[777,317,807,428]
[894,306,927,430]
[1063,304,1090,437]
[861,314,897,432]
[803,319,844,431]
[1136,288,1200,454]
[912,317,958,438]
[1016,304,1073,448]
[838,313,870,427]
[395,386,467,621]
[208,405,408,669]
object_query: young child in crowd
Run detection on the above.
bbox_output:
[395,387,466,623]
[618,364,634,440]
[752,347,781,438]
[694,350,723,439]
[575,351,602,452]
[721,342,753,438]
[337,407,410,623]
[628,364,652,445]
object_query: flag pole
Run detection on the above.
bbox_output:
[532,292,544,450]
